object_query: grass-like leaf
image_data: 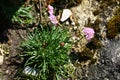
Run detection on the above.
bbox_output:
[20,25,71,80]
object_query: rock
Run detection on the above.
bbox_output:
[87,38,120,80]
[60,9,72,22]
[71,0,97,27]
[71,22,75,26]
[23,66,38,76]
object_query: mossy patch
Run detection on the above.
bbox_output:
[107,7,120,39]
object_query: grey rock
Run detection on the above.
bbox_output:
[87,38,120,80]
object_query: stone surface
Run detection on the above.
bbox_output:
[87,37,120,80]
[69,0,120,80]
[0,56,3,66]
[71,0,97,27]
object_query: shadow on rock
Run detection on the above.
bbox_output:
[0,0,25,42]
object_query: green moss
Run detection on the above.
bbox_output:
[107,7,120,39]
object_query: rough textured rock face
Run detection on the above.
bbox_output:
[87,38,120,80]
[71,0,119,39]
[71,0,97,27]
[70,0,98,53]
[70,0,120,79]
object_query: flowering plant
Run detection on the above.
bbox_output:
[48,5,58,24]
[83,27,95,40]
[20,25,71,79]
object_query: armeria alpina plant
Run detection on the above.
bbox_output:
[20,25,71,80]
[83,27,95,41]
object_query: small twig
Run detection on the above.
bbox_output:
[58,23,63,27]
[38,0,42,24]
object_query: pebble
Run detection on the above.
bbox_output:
[76,37,80,41]
[71,22,75,26]
[104,77,109,80]
[65,21,69,25]
[0,55,3,65]
[23,66,38,76]
[73,26,78,31]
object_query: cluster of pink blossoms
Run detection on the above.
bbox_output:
[83,27,95,40]
[48,5,95,40]
[48,5,58,24]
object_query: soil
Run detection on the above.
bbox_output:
[0,27,28,80]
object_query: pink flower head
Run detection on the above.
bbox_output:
[48,5,54,15]
[83,27,95,40]
[49,14,58,24]
[48,5,58,24]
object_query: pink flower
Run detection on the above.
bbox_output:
[83,27,95,40]
[48,5,54,15]
[49,14,58,24]
[48,5,58,24]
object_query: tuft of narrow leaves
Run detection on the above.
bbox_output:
[20,25,71,80]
